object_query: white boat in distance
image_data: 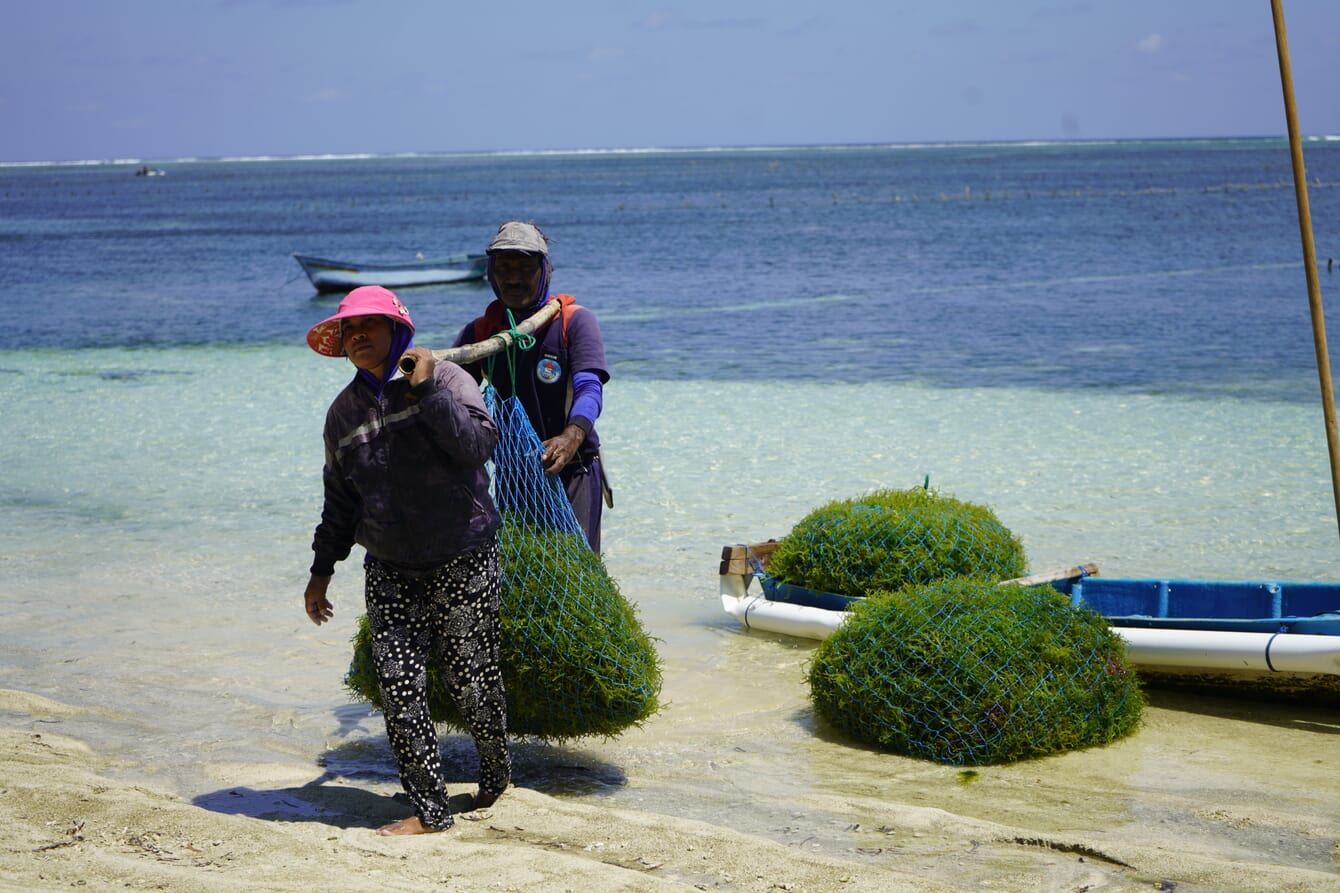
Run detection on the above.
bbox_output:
[292,252,487,293]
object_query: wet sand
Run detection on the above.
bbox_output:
[4,672,1338,893]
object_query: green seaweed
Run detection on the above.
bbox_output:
[346,518,662,742]
[767,487,1027,597]
[808,579,1143,765]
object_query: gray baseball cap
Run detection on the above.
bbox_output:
[487,221,548,255]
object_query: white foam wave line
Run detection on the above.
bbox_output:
[5,136,1331,169]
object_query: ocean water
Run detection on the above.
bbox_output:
[2,141,1339,852]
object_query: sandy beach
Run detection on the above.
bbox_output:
[5,672,1339,893]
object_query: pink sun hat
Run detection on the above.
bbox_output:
[306,286,415,357]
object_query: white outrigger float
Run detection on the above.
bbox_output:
[719,541,1340,703]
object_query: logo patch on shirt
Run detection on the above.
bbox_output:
[536,356,562,384]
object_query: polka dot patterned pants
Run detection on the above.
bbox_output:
[364,540,510,830]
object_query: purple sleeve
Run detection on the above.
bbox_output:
[564,308,609,382]
[570,371,603,430]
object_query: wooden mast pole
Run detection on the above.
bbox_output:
[1270,0,1340,540]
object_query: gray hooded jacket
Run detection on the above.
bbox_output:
[310,360,501,576]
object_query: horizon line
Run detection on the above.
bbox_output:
[4,133,1338,169]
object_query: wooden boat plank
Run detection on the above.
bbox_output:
[1000,563,1101,587]
[719,540,780,576]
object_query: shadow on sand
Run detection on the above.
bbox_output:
[193,727,630,828]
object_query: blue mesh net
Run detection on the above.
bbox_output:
[483,386,661,739]
[488,387,586,539]
[808,579,1143,765]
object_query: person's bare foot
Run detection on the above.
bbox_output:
[376,816,444,836]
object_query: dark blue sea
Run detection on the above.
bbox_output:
[2,142,1339,883]
[4,139,1338,399]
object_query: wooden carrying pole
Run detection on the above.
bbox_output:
[1271,0,1340,540]
[397,299,561,375]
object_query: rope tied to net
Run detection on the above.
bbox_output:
[500,307,537,351]
[486,307,537,399]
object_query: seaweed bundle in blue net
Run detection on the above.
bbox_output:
[766,487,1027,597]
[347,386,661,741]
[808,578,1143,765]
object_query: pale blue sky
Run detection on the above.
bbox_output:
[4,0,1338,163]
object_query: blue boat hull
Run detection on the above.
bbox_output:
[722,553,1340,703]
[1046,576,1340,636]
[761,573,1340,637]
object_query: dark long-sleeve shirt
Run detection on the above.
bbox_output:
[310,360,501,576]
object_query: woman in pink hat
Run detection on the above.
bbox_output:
[301,285,510,836]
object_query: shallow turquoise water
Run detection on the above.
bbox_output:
[0,350,1334,813]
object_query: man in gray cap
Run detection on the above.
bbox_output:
[452,221,612,552]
